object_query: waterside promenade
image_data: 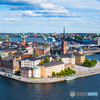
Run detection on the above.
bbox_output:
[0,61,100,83]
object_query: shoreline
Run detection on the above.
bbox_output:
[0,61,100,84]
[0,67,100,84]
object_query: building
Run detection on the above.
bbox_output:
[33,66,41,78]
[13,52,31,59]
[60,53,75,68]
[83,37,100,45]
[21,56,53,68]
[21,57,40,68]
[0,56,19,73]
[74,52,85,65]
[21,67,33,78]
[61,26,67,54]
[39,61,65,78]
[35,46,49,56]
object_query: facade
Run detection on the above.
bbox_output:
[83,38,100,45]
[74,53,85,65]
[0,56,19,73]
[39,61,65,78]
[33,66,41,78]
[35,46,48,56]
[61,41,67,54]
[60,53,75,68]
[21,67,33,78]
[21,59,40,68]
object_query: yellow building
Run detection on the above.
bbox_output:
[39,61,65,78]
[74,53,85,65]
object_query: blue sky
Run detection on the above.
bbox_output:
[0,0,100,33]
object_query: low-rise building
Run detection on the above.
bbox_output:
[39,61,65,78]
[60,53,75,68]
[21,67,33,78]
[0,56,19,73]
[74,52,85,65]
[33,66,41,78]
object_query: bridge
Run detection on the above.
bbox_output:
[68,44,100,48]
[83,49,100,54]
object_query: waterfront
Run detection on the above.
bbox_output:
[0,73,100,100]
[0,54,100,99]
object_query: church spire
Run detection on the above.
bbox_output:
[63,26,65,41]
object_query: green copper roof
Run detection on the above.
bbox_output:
[33,66,40,69]
[22,33,26,39]
[70,54,75,58]
[0,51,8,57]
[55,52,59,56]
[79,47,83,51]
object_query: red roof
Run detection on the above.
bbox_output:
[34,43,37,45]
[23,46,29,48]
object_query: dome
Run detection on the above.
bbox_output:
[70,54,75,58]
[33,66,40,69]
[55,52,59,56]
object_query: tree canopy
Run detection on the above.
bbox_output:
[83,58,97,67]
[44,57,50,63]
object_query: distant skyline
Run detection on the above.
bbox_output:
[0,0,100,33]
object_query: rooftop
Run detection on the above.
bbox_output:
[40,61,64,67]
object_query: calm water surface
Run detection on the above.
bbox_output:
[0,74,100,100]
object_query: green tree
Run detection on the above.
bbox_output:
[56,72,59,76]
[52,71,56,77]
[59,58,62,62]
[40,60,44,64]
[33,52,38,56]
[15,70,21,75]
[44,57,50,63]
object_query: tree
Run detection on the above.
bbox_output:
[52,71,56,77]
[44,57,50,63]
[59,58,62,62]
[56,72,59,76]
[15,70,21,75]
[40,60,44,64]
[33,52,38,56]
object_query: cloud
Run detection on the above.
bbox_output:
[2,18,19,21]
[20,10,42,16]
[0,0,63,10]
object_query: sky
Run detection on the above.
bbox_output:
[0,0,100,33]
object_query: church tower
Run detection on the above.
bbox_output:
[61,26,67,54]
[22,33,25,44]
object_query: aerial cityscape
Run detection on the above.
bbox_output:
[0,0,100,100]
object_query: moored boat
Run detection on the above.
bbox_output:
[66,76,76,81]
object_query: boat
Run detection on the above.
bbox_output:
[47,37,56,42]
[66,76,76,81]
[43,37,47,40]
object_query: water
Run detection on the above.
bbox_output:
[86,54,100,61]
[1,37,72,45]
[0,54,100,100]
[0,74,100,100]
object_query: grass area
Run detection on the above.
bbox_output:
[30,77,43,79]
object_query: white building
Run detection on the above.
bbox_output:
[21,58,40,68]
[33,66,41,78]
[60,53,75,67]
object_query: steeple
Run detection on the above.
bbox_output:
[61,26,67,54]
[63,26,65,41]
